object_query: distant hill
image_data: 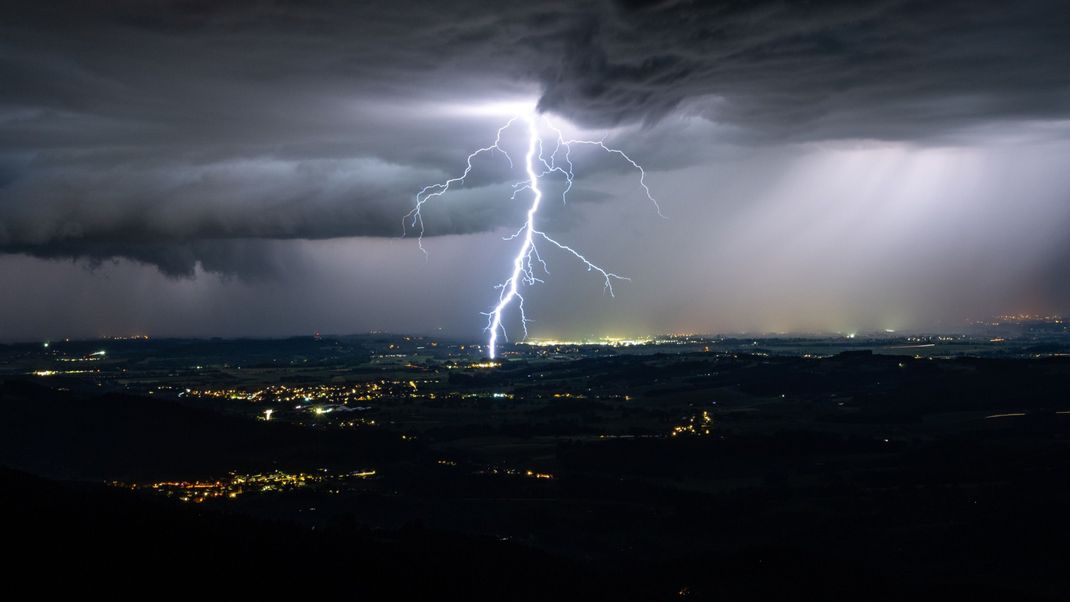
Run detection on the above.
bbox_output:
[0,379,414,481]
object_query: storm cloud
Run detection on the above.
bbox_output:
[1,1,1069,341]
[2,0,1069,275]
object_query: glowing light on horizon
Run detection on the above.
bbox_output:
[522,337,654,347]
[404,108,662,359]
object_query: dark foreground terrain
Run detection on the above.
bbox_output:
[2,336,1069,600]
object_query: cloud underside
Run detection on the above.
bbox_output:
[1,0,1069,275]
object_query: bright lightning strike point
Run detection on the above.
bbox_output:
[405,109,662,360]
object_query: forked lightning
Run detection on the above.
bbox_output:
[404,112,661,359]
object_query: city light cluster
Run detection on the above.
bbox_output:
[523,337,655,347]
[112,469,377,503]
[670,410,713,437]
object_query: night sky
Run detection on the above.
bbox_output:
[2,0,1069,341]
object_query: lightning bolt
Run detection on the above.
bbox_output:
[404,111,661,360]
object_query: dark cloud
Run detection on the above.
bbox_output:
[1,0,1068,276]
[6,239,296,279]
